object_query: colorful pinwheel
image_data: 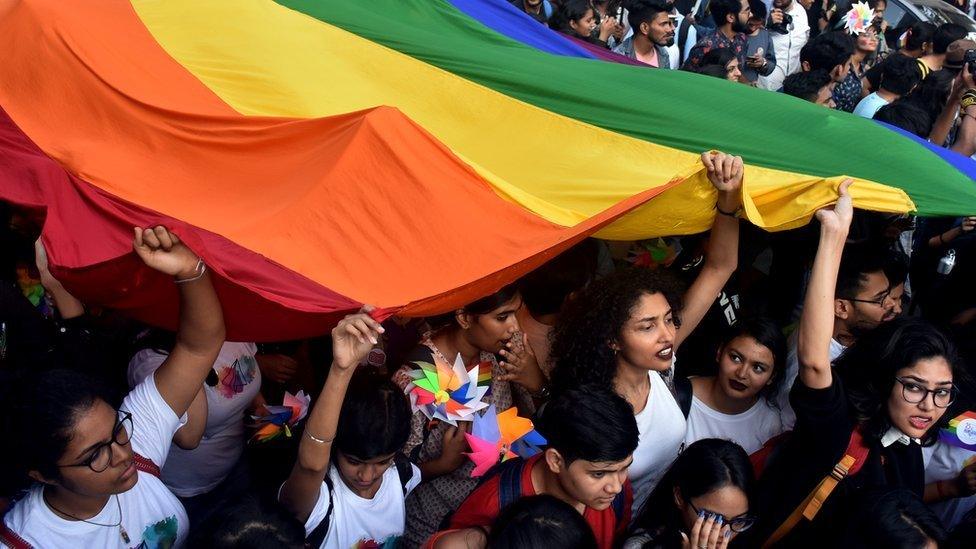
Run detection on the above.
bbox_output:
[845,2,874,35]
[464,405,547,477]
[405,354,491,426]
[249,390,311,443]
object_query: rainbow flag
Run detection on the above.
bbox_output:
[1,0,974,340]
[940,411,976,451]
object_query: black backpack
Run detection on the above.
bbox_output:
[306,453,415,548]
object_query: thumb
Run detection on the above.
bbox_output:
[680,532,691,549]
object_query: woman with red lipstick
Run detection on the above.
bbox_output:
[1,226,225,549]
[683,318,788,454]
[551,151,744,514]
[749,182,970,547]
[391,285,543,547]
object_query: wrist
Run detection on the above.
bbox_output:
[174,258,204,281]
[716,191,742,211]
[330,361,358,376]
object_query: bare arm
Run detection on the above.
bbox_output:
[675,152,743,350]
[172,387,207,450]
[133,226,225,418]
[35,240,84,320]
[279,307,383,523]
[951,108,976,157]
[797,181,853,390]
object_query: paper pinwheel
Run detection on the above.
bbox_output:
[249,390,311,443]
[844,2,874,35]
[405,354,491,426]
[464,405,547,477]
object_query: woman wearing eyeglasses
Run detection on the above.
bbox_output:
[1,226,225,548]
[624,439,756,549]
[748,182,969,547]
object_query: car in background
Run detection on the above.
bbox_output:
[879,0,976,47]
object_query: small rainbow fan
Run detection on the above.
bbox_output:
[939,410,976,451]
[405,354,491,426]
[249,390,311,443]
[464,405,547,477]
[844,2,874,35]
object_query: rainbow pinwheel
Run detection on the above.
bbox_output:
[249,390,311,443]
[405,354,490,426]
[845,2,874,35]
[464,405,547,477]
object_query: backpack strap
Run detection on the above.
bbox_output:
[133,453,160,478]
[673,375,693,419]
[306,475,335,548]
[496,458,526,510]
[394,453,414,495]
[762,429,870,548]
[0,521,32,549]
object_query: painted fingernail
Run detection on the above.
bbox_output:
[725,530,732,539]
[716,516,724,525]
[698,510,705,519]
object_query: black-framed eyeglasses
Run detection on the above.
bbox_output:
[688,500,756,533]
[58,411,133,473]
[894,377,956,408]
[840,290,893,308]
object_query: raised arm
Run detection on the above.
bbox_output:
[134,226,225,417]
[796,181,853,390]
[674,151,743,350]
[279,307,384,523]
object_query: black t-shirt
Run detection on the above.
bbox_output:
[749,374,924,547]
[510,0,549,24]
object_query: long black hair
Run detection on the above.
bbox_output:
[716,317,788,408]
[548,0,594,36]
[426,283,520,331]
[845,489,946,548]
[550,267,683,394]
[631,439,755,547]
[834,317,965,446]
[0,368,113,496]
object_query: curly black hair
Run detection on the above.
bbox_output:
[550,266,684,395]
[834,317,967,446]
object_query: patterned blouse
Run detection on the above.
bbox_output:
[832,61,867,113]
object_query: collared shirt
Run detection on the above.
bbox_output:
[881,426,921,448]
[612,35,671,69]
[759,0,809,90]
[683,29,748,70]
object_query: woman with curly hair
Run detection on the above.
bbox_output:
[550,151,745,512]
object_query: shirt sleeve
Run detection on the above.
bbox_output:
[301,481,332,537]
[761,35,777,76]
[448,480,499,530]
[120,372,187,466]
[405,463,422,495]
[126,349,167,389]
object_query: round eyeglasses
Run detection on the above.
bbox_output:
[58,411,133,473]
[894,377,956,408]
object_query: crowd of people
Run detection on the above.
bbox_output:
[3,1,976,548]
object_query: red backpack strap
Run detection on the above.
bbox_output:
[763,428,870,548]
[133,453,161,478]
[0,520,34,549]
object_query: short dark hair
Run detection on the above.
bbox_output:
[334,369,411,460]
[748,0,766,21]
[884,250,909,288]
[633,439,754,536]
[879,53,921,95]
[836,242,888,299]
[701,47,736,68]
[537,385,639,465]
[933,23,967,54]
[873,100,933,137]
[784,70,832,102]
[627,0,673,33]
[188,495,306,549]
[519,240,599,317]
[835,318,964,445]
[0,368,113,496]
[488,495,598,549]
[697,64,733,79]
[709,0,742,27]
[801,31,855,73]
[905,21,937,51]
[847,489,946,548]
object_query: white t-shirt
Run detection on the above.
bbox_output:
[684,395,786,454]
[301,463,421,548]
[779,336,846,430]
[128,342,261,497]
[922,441,976,528]
[629,370,687,513]
[3,375,189,548]
[853,92,890,119]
